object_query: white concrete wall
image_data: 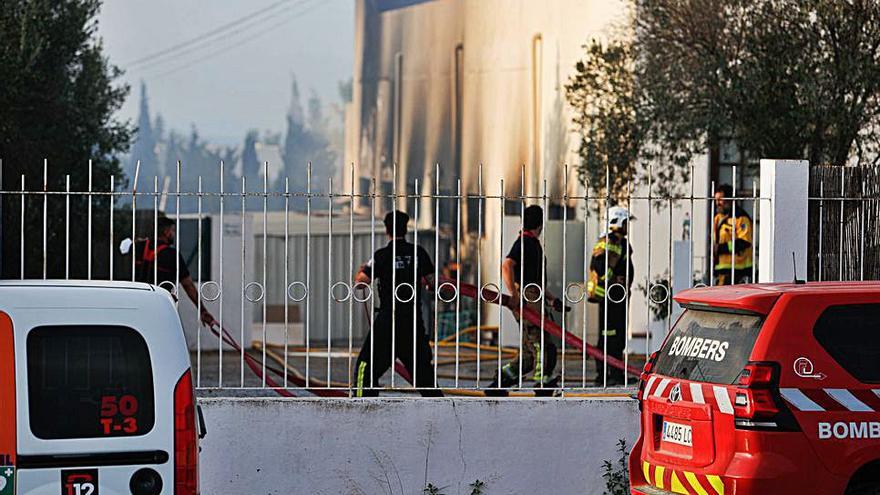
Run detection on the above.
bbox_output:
[198,397,640,495]
[758,159,809,283]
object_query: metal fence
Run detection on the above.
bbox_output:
[809,165,880,281]
[0,160,775,397]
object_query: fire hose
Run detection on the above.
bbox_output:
[204,278,640,398]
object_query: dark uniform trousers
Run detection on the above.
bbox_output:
[353,308,442,397]
[596,298,627,385]
[497,285,558,387]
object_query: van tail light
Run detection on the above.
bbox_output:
[733,362,799,431]
[174,370,199,495]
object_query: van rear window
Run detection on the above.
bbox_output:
[653,309,763,385]
[27,326,155,439]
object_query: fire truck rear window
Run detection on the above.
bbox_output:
[814,304,880,383]
[27,326,155,439]
[653,309,763,385]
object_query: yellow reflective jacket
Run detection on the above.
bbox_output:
[587,233,633,303]
[713,211,753,271]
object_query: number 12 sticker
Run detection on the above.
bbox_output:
[62,469,98,495]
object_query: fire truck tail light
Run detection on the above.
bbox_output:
[738,363,774,387]
[733,362,799,431]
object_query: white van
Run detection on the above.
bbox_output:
[0,281,202,495]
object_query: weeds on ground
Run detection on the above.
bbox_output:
[422,480,486,494]
[602,439,630,495]
[423,483,446,494]
[469,480,486,494]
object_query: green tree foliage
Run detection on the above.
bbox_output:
[567,0,880,196]
[565,40,650,199]
[0,0,132,278]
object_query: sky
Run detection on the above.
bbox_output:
[98,0,355,145]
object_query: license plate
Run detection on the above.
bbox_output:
[662,421,692,447]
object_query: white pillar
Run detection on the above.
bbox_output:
[759,159,809,282]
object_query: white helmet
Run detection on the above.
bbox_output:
[607,206,634,231]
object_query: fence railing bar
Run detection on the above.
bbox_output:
[860,177,866,281]
[412,176,420,390]
[0,188,779,203]
[240,175,246,387]
[476,163,483,387]
[65,175,70,279]
[349,165,355,395]
[306,163,312,387]
[283,176,290,389]
[581,183,588,388]
[131,161,139,282]
[153,176,158,286]
[370,175,376,391]
[433,164,440,389]
[88,160,93,280]
[645,164,653,360]
[752,178,757,283]
[497,177,504,388]
[454,177,462,388]
[109,175,114,281]
[818,182,824,282]
[689,163,695,288]
[839,167,845,281]
[561,166,568,390]
[518,165,525,390]
[262,162,269,388]
[196,176,203,389]
[602,163,610,389]
[175,162,181,302]
[731,166,737,286]
[327,174,333,389]
[709,180,715,287]
[42,160,47,280]
[218,160,225,388]
[539,177,547,390]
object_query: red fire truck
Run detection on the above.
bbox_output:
[630,282,880,495]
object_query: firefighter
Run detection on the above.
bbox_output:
[352,211,443,397]
[488,205,569,396]
[712,184,753,285]
[135,216,216,328]
[588,206,634,386]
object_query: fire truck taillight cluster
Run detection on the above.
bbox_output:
[733,362,799,431]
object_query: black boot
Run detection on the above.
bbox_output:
[534,376,560,397]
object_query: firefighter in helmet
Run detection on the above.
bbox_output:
[588,206,634,386]
[712,184,753,285]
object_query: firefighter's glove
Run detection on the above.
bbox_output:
[551,299,571,313]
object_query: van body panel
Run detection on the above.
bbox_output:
[17,466,162,495]
[0,283,190,495]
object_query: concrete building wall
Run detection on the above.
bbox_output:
[199,397,640,494]
[349,0,626,198]
[348,0,714,351]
